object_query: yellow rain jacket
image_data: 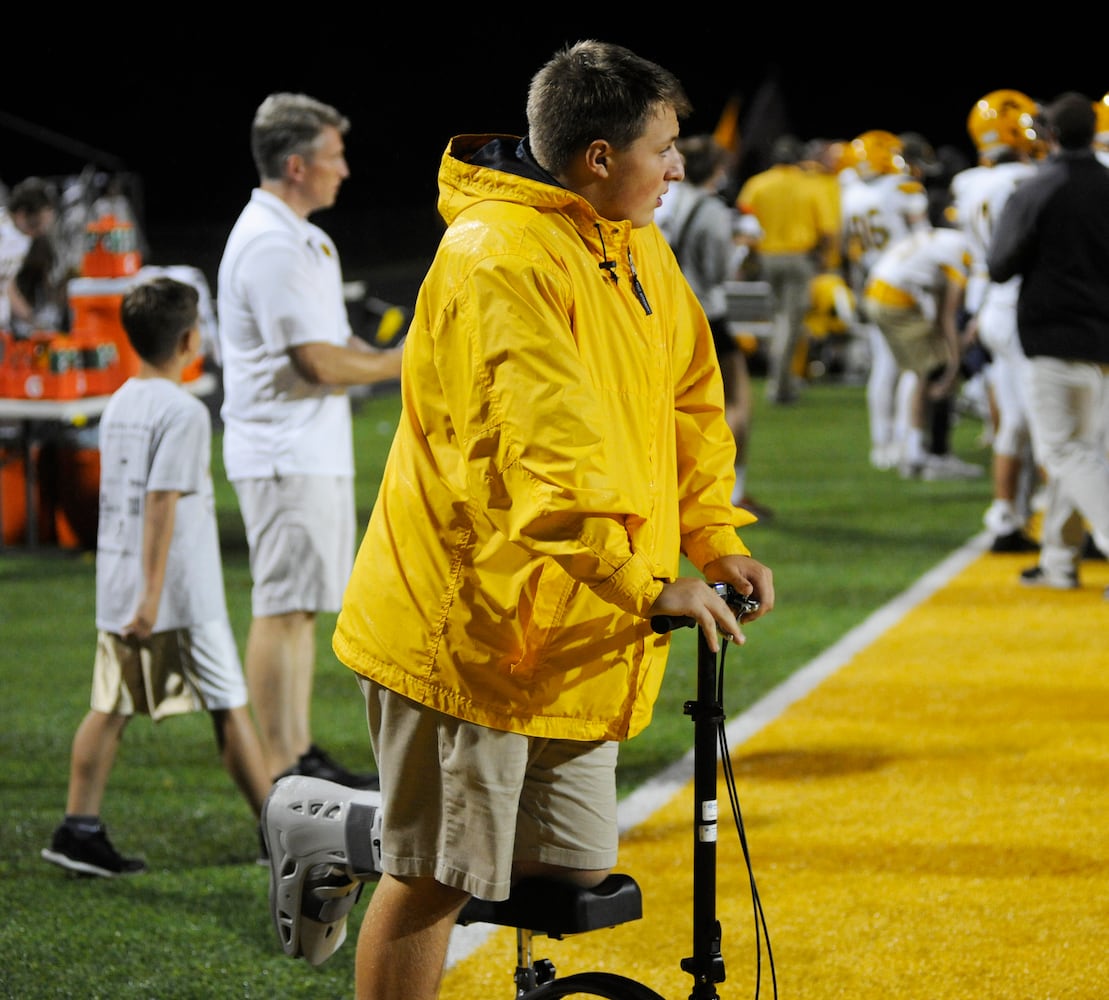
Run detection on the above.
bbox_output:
[333,135,755,741]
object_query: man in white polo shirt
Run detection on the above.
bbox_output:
[217,92,403,788]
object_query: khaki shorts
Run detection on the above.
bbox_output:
[232,475,355,617]
[866,300,950,376]
[360,678,619,901]
[91,620,248,720]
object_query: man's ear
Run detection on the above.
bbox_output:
[585,140,612,178]
[284,152,306,181]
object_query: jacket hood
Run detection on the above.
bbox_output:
[437,134,633,265]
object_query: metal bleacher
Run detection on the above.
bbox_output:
[723,280,775,340]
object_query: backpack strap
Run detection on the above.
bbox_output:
[671,192,712,261]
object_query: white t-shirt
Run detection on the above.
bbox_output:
[216,188,355,480]
[96,377,227,632]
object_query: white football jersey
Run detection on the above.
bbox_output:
[867,227,971,309]
[949,160,1039,282]
[840,171,930,295]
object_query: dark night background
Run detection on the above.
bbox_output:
[4,21,1103,304]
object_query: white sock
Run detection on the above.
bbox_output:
[904,428,926,464]
[983,499,1020,536]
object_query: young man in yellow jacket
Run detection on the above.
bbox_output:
[267,40,775,999]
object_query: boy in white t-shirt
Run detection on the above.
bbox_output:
[42,277,271,878]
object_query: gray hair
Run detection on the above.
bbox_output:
[250,93,350,180]
[526,40,691,176]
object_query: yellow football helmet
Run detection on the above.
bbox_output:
[826,139,858,174]
[850,130,905,179]
[967,90,1040,162]
[1093,94,1109,148]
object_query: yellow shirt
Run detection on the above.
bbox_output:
[737,164,837,257]
[805,168,843,270]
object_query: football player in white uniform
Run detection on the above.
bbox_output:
[839,130,932,469]
[950,89,1043,551]
[863,225,982,480]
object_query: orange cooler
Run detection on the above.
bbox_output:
[67,275,142,387]
[46,334,84,399]
[82,215,142,278]
[3,333,54,399]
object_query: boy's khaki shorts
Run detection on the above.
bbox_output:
[360,677,619,901]
[92,619,248,721]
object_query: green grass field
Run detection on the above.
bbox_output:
[0,377,994,998]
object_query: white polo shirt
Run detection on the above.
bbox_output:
[216,189,354,480]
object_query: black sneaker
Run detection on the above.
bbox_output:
[1019,565,1079,590]
[41,824,146,878]
[990,530,1040,554]
[277,744,379,790]
[1082,533,1107,561]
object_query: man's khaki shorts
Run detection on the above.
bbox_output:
[360,677,619,901]
[232,474,355,616]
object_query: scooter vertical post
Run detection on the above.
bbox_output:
[680,624,726,998]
